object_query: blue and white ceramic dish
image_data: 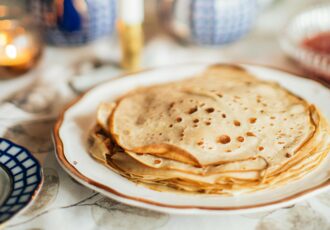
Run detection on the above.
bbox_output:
[190,0,258,45]
[29,0,117,46]
[159,0,258,45]
[0,138,43,225]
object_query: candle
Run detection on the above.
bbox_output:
[119,0,144,25]
[0,18,42,78]
[118,0,144,71]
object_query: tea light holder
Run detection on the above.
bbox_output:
[0,6,42,79]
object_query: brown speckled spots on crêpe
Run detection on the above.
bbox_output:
[256,204,330,230]
[188,107,198,114]
[205,108,215,113]
[249,117,257,124]
[222,113,227,118]
[197,140,204,146]
[136,115,148,125]
[154,160,161,164]
[233,120,241,126]
[246,132,255,137]
[91,197,168,230]
[218,135,231,144]
[236,136,244,142]
[285,153,292,158]
[176,117,182,122]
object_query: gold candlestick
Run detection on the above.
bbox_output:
[118,0,144,72]
[118,21,143,71]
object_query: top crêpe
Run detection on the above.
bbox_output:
[110,66,316,171]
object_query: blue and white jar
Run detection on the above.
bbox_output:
[159,0,259,45]
[29,0,117,46]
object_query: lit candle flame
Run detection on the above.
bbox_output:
[5,44,17,59]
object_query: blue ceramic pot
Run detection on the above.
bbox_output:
[29,0,116,46]
[191,0,258,45]
[159,0,259,45]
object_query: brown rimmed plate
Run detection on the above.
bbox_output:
[53,63,330,215]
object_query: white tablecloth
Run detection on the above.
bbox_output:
[2,0,330,229]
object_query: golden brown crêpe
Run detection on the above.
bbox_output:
[110,66,315,167]
[88,64,330,194]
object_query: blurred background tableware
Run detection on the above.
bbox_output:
[118,0,144,71]
[0,1,43,79]
[158,0,259,45]
[280,4,330,83]
[29,0,116,46]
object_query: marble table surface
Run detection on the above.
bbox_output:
[1,0,330,229]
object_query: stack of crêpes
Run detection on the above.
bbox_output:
[88,65,330,195]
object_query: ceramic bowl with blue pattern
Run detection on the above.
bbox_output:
[159,0,258,45]
[29,0,117,46]
[0,138,43,225]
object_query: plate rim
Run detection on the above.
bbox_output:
[53,62,330,213]
[0,138,43,225]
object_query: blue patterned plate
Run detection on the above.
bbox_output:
[0,138,43,225]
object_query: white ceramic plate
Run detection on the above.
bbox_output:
[54,63,330,215]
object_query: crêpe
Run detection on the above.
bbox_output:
[110,65,316,170]
[87,64,330,194]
